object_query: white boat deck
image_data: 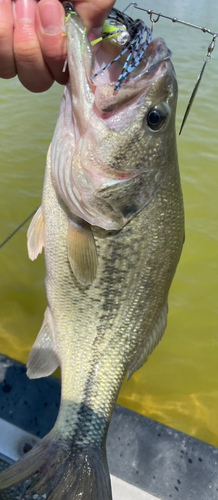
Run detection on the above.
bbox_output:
[112,476,160,500]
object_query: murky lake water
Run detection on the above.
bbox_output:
[0,0,218,446]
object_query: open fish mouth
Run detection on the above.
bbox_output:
[91,37,172,91]
[92,38,173,112]
[63,3,172,101]
[89,6,172,92]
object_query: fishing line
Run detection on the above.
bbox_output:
[0,209,37,250]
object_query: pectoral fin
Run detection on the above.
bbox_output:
[27,307,59,379]
[27,206,45,260]
[67,219,98,286]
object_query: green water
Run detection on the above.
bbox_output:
[0,0,218,446]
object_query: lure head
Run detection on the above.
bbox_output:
[101,19,131,47]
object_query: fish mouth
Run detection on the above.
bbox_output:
[128,38,172,83]
[90,38,172,112]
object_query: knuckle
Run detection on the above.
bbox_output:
[14,24,41,65]
[41,38,66,62]
[14,41,40,66]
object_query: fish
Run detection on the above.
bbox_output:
[0,7,184,500]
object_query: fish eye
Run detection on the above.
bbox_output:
[147,104,169,132]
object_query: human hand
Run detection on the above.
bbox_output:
[0,0,115,92]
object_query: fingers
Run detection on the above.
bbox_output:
[35,0,68,86]
[0,0,16,78]
[0,0,67,91]
[0,0,115,92]
[14,0,61,92]
[14,0,67,92]
[74,0,116,32]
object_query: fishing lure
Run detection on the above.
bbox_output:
[63,3,153,91]
[91,7,152,91]
[132,3,218,133]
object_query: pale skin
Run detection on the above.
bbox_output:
[0,0,115,92]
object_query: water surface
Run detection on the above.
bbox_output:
[0,0,218,446]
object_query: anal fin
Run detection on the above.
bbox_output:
[27,307,59,379]
[67,218,98,286]
[27,206,45,261]
[127,303,168,380]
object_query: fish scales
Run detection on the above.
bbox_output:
[0,7,184,500]
[44,143,183,439]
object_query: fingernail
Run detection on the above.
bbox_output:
[38,1,63,35]
[14,0,37,23]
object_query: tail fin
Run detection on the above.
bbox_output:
[0,432,112,500]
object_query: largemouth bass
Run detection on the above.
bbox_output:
[0,8,184,500]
